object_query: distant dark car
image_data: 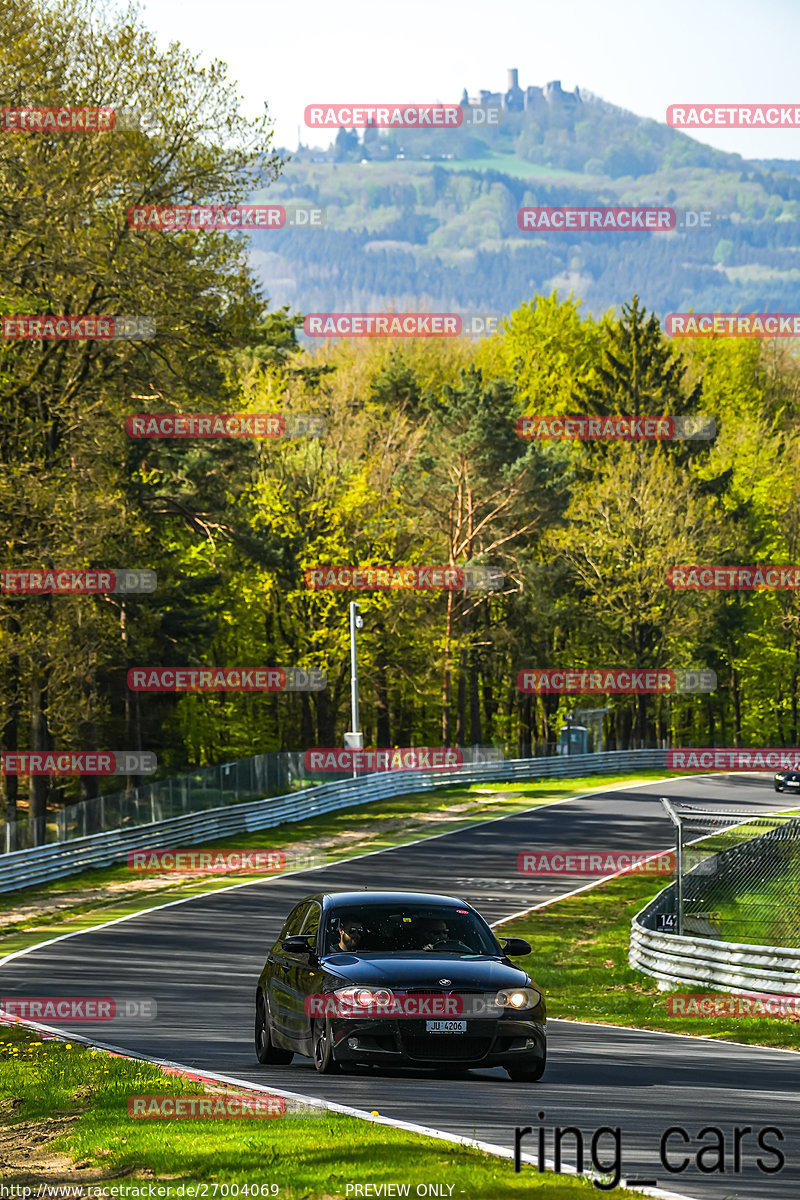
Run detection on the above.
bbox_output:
[774,771,800,793]
[254,890,546,1080]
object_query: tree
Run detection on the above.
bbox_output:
[476,290,600,413]
[574,295,701,421]
[545,447,717,747]
[404,365,569,745]
[0,0,282,839]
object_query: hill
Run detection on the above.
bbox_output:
[247,76,800,321]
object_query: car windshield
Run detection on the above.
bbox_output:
[323,904,499,956]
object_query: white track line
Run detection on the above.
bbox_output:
[0,771,755,1199]
[0,1008,699,1200]
[550,1016,800,1056]
[0,772,694,970]
[488,774,800,1055]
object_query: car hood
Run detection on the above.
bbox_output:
[320,953,530,989]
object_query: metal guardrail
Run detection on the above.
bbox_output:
[0,749,667,894]
[629,913,800,994]
[1,750,312,853]
[630,804,800,993]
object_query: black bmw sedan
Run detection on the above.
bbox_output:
[774,770,800,793]
[254,890,546,1080]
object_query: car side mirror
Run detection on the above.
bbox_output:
[282,934,314,954]
[501,936,531,957]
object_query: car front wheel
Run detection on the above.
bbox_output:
[255,990,293,1065]
[506,1051,546,1082]
[775,784,785,792]
[312,1017,340,1073]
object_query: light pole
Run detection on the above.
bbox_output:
[661,797,683,936]
[344,602,364,778]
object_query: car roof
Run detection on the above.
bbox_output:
[300,890,474,909]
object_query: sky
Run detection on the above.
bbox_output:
[138,0,800,160]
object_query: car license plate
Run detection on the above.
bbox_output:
[426,1020,466,1033]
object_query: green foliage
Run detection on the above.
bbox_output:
[2,0,800,830]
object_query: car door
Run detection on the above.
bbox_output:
[268,901,310,1044]
[291,901,323,1055]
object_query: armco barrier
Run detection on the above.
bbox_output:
[0,749,667,895]
[2,749,312,852]
[3,745,507,852]
[629,913,800,994]
[630,834,800,994]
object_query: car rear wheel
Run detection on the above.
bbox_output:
[255,990,293,1065]
[506,1052,546,1082]
[312,1017,340,1073]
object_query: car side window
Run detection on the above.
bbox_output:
[281,902,309,939]
[300,902,321,951]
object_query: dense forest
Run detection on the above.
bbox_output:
[252,157,800,319]
[3,1,800,842]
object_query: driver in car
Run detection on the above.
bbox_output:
[419,917,450,950]
[336,919,364,952]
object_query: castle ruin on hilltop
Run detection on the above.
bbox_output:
[462,69,582,112]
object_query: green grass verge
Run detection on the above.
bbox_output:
[712,866,800,947]
[0,1023,648,1197]
[0,772,675,960]
[496,871,800,1051]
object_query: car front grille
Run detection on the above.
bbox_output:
[401,1033,493,1060]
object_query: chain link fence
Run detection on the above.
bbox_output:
[655,800,800,947]
[1,745,507,854]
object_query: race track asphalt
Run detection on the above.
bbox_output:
[2,772,798,1199]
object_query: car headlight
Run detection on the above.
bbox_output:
[333,986,395,1009]
[775,773,785,780]
[494,986,541,1010]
